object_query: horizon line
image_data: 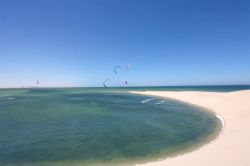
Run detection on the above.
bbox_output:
[0,84,250,90]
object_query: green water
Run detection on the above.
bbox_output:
[0,88,222,166]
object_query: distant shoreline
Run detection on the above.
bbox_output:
[131,90,250,166]
[0,85,250,92]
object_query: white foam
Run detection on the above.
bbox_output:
[7,97,16,100]
[216,113,225,130]
[141,98,154,104]
[154,100,165,105]
[0,97,16,100]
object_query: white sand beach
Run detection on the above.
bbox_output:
[131,90,250,166]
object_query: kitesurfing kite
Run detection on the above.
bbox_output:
[36,80,40,85]
[103,79,110,87]
[126,64,132,70]
[114,65,121,75]
[125,81,128,85]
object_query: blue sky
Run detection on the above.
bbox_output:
[0,0,249,87]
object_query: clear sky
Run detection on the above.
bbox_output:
[0,0,249,87]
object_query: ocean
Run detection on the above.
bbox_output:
[0,85,247,165]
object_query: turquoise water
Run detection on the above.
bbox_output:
[0,88,222,166]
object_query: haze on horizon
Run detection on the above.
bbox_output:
[0,0,249,88]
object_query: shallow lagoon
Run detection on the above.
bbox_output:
[0,88,221,166]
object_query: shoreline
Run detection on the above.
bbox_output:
[131,90,250,166]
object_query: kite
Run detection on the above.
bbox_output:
[126,64,132,70]
[103,79,110,87]
[114,65,121,75]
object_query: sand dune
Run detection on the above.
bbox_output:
[131,90,250,166]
